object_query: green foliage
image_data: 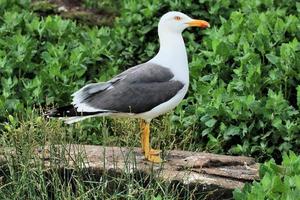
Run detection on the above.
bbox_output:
[83,0,121,13]
[111,0,300,161]
[185,6,300,161]
[0,1,114,120]
[1,0,300,199]
[0,0,299,162]
[233,151,300,200]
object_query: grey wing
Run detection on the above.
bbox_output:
[72,82,112,107]
[73,63,184,113]
[72,64,142,108]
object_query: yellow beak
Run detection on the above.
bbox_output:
[187,20,210,28]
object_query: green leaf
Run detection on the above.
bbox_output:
[297,2,300,13]
[201,128,210,136]
[224,126,240,139]
[205,118,217,128]
[297,85,300,108]
[216,41,230,58]
[266,53,279,65]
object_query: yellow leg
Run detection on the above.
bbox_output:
[140,120,145,153]
[140,119,162,163]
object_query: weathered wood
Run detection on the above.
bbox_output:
[0,144,259,199]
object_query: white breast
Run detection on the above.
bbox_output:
[139,26,190,121]
[148,29,189,83]
[137,84,188,122]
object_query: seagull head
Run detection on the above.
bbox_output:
[158,11,210,34]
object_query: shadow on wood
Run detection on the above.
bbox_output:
[0,144,259,199]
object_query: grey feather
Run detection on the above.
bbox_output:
[74,62,184,113]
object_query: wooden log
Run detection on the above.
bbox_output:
[0,144,259,199]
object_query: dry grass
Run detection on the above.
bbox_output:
[0,112,202,199]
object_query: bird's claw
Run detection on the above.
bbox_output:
[149,149,161,155]
[147,155,163,163]
[146,149,162,163]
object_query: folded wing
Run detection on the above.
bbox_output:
[73,62,184,114]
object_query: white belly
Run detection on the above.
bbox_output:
[137,84,188,122]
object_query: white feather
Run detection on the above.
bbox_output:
[62,112,134,124]
[62,116,91,124]
[75,103,106,112]
[71,83,108,112]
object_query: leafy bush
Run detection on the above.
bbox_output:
[0,1,114,119]
[234,151,300,199]
[182,1,300,161]
[0,0,299,162]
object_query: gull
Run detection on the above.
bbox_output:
[46,11,210,163]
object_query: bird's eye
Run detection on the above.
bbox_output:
[174,16,181,21]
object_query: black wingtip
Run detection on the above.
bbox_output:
[44,105,105,118]
[44,105,77,118]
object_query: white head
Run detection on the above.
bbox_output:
[150,11,210,81]
[158,11,210,34]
